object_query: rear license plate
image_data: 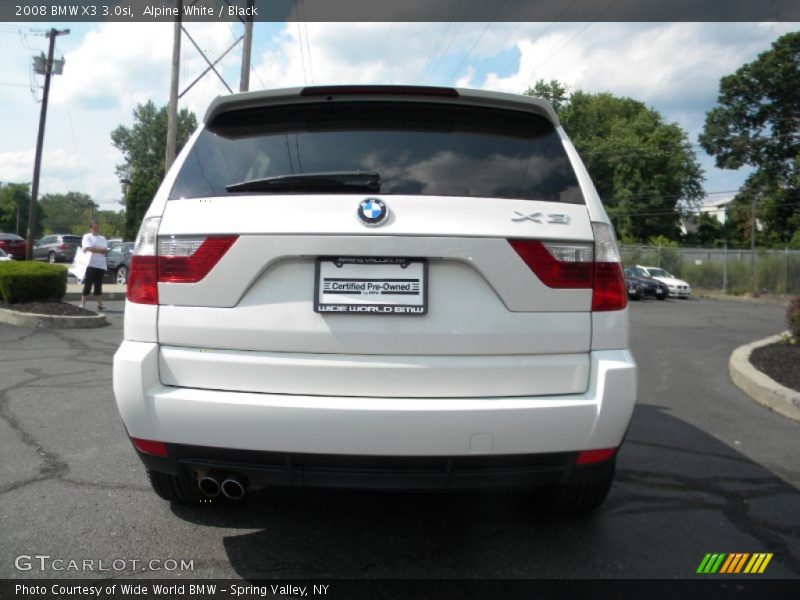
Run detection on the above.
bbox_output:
[314,257,428,315]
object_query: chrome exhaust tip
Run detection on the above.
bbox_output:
[198,473,221,498]
[221,475,247,500]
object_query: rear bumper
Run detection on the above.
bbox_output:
[135,443,617,490]
[114,342,637,460]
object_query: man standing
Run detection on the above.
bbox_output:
[80,219,108,312]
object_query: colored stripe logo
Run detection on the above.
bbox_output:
[697,553,773,574]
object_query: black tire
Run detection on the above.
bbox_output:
[657,294,666,301]
[540,459,615,513]
[116,266,128,285]
[48,252,56,264]
[147,468,208,504]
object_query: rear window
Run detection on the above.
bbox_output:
[63,236,81,244]
[170,102,584,203]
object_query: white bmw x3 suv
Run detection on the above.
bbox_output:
[113,86,636,512]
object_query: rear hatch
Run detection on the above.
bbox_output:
[142,90,603,398]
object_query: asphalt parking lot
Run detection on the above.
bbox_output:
[0,298,798,580]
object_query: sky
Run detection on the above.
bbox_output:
[0,21,797,214]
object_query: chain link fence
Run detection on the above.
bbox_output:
[619,245,800,295]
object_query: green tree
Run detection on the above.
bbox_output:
[683,212,726,247]
[94,210,126,239]
[111,101,196,239]
[699,32,800,245]
[123,177,159,240]
[526,86,705,242]
[524,79,569,112]
[0,183,42,238]
[40,191,97,235]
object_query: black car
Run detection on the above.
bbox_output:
[623,266,668,300]
[106,242,134,284]
[33,234,82,263]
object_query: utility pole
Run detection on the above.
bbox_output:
[26,27,69,260]
[239,0,254,92]
[165,0,182,172]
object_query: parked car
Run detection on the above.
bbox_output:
[623,266,667,300]
[0,233,27,260]
[106,241,134,284]
[33,233,82,263]
[0,248,11,262]
[113,86,637,512]
[636,265,692,298]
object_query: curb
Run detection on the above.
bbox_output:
[695,291,791,306]
[0,306,108,329]
[64,283,126,302]
[63,292,126,301]
[729,333,800,422]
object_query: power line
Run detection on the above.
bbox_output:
[527,21,595,82]
[526,0,621,84]
[300,2,314,83]
[446,1,508,85]
[295,22,307,84]
[418,22,456,83]
[420,1,479,85]
[417,0,466,83]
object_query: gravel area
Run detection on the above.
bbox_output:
[750,341,800,392]
[0,301,99,317]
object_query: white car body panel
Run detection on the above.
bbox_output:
[115,340,635,456]
[158,347,591,397]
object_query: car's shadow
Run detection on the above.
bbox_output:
[169,405,800,580]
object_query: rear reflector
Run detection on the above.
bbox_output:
[576,448,616,465]
[590,222,627,311]
[127,256,159,304]
[131,437,168,457]
[592,262,627,311]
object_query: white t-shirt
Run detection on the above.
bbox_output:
[81,233,108,270]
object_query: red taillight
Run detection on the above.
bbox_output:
[126,235,238,304]
[59,244,68,250]
[157,236,238,283]
[508,222,627,312]
[592,262,627,311]
[576,448,616,465]
[508,240,593,288]
[131,437,168,457]
[127,256,159,304]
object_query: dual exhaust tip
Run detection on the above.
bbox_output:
[198,473,247,500]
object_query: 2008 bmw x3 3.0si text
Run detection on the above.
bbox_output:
[113,86,636,512]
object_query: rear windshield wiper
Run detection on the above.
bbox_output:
[225,171,381,193]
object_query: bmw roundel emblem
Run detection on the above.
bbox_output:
[357,198,389,227]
